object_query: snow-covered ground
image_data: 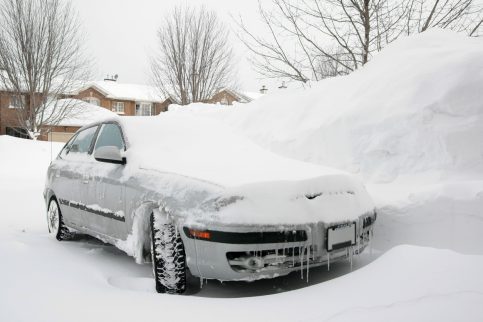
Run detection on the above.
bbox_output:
[1,29,483,321]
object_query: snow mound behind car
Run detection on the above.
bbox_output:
[173,29,483,184]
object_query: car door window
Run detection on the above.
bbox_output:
[94,123,125,152]
[64,126,99,158]
[58,134,77,159]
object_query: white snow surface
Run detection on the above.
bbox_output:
[1,29,483,321]
[175,30,483,183]
[1,135,483,322]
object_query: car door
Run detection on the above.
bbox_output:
[82,122,127,240]
[53,125,99,227]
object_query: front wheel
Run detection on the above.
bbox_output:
[47,198,71,241]
[150,211,187,294]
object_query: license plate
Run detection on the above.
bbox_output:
[327,223,356,251]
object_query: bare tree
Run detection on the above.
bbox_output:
[405,0,483,34]
[0,0,89,140]
[151,6,236,105]
[238,0,483,83]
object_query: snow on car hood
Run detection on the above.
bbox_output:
[117,114,375,225]
[192,174,375,225]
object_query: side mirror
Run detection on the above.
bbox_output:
[69,144,79,153]
[94,146,126,165]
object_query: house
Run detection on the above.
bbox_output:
[75,80,171,116]
[0,90,30,138]
[42,99,117,142]
[0,79,172,140]
[207,88,263,105]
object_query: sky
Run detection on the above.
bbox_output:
[70,0,279,93]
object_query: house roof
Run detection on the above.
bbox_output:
[214,88,263,103]
[44,99,117,127]
[79,80,165,103]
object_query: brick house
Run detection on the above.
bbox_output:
[207,88,262,105]
[1,80,171,140]
[0,90,30,138]
[75,80,171,116]
[43,99,117,143]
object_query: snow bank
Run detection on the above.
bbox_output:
[174,30,483,183]
[0,136,63,229]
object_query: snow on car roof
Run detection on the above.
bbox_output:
[118,113,343,188]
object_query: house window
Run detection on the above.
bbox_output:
[6,127,29,139]
[135,102,152,116]
[83,97,100,106]
[220,95,229,105]
[112,101,125,114]
[9,95,26,109]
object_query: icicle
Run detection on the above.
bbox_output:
[306,245,310,283]
[370,229,374,257]
[193,235,203,287]
[350,246,353,271]
[300,246,304,279]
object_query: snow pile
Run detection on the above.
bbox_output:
[0,136,63,229]
[226,30,483,183]
[174,30,483,182]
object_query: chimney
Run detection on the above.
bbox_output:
[260,85,268,94]
[104,74,118,82]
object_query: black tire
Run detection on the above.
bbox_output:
[47,198,72,241]
[150,212,187,294]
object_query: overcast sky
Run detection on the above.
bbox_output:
[71,0,277,92]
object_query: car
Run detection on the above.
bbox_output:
[44,113,377,294]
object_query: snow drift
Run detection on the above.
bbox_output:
[174,30,483,183]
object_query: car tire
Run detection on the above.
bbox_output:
[47,198,72,241]
[150,211,187,294]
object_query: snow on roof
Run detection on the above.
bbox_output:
[44,99,117,127]
[214,88,260,103]
[80,80,165,103]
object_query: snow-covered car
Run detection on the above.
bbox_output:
[43,113,377,294]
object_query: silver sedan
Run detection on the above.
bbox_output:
[44,117,376,294]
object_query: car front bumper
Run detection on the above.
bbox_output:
[181,213,376,281]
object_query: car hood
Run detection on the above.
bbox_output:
[184,174,375,226]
